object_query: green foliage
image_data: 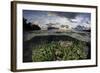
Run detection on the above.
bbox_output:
[32,40,88,62]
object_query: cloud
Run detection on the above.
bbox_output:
[31,12,72,29]
[23,10,91,30]
[47,12,58,17]
[70,14,91,28]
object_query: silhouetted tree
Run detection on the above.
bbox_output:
[31,24,41,30]
[23,18,41,31]
[23,18,32,31]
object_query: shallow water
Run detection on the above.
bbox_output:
[23,34,91,62]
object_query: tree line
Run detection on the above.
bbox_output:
[23,18,41,31]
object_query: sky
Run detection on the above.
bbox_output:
[23,10,91,29]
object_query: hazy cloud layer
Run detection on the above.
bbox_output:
[23,10,91,29]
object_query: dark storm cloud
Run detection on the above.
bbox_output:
[23,10,91,28]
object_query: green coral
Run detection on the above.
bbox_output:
[32,40,88,62]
